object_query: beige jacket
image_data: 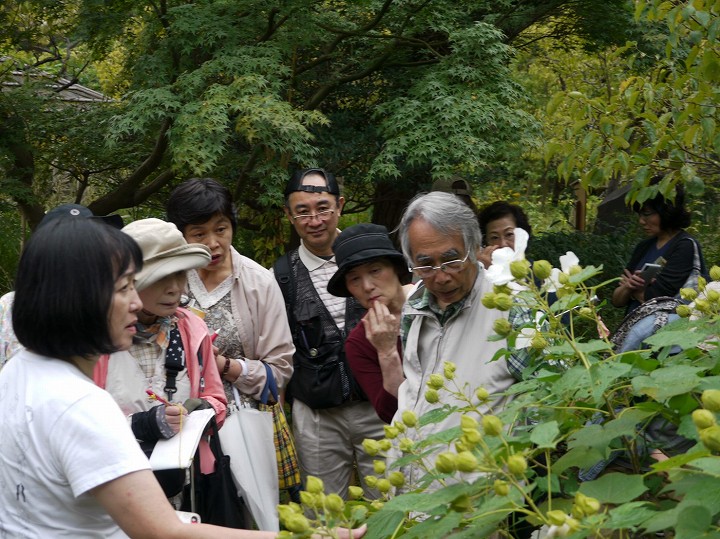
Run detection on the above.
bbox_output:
[229,247,295,398]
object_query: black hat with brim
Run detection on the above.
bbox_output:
[327,223,409,298]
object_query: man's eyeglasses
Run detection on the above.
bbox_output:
[409,249,471,278]
[291,209,335,223]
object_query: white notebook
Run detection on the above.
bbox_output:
[149,408,215,470]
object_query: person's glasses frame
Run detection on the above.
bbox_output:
[409,249,471,278]
[291,209,336,223]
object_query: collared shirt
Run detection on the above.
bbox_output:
[298,241,346,330]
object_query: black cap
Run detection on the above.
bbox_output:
[39,203,124,229]
[284,168,340,197]
[327,223,409,298]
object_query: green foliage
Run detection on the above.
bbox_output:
[280,256,720,538]
[546,0,720,202]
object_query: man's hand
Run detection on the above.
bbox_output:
[163,404,188,434]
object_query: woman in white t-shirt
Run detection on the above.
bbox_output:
[0,217,363,539]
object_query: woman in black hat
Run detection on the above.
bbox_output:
[328,224,413,423]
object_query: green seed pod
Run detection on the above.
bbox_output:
[277,505,296,523]
[402,410,418,427]
[710,266,720,281]
[493,317,512,336]
[362,438,381,456]
[371,500,384,510]
[482,415,503,436]
[547,510,567,526]
[708,289,720,303]
[533,260,553,280]
[427,373,445,390]
[493,479,510,496]
[378,439,392,451]
[578,307,593,318]
[456,451,479,473]
[481,292,497,309]
[348,486,364,500]
[510,259,531,280]
[494,284,511,295]
[376,478,392,494]
[558,272,570,285]
[384,425,399,439]
[373,460,386,475]
[462,428,482,445]
[494,293,513,311]
[702,389,720,412]
[568,265,582,276]
[695,299,711,313]
[460,415,479,430]
[692,408,717,430]
[507,454,528,475]
[676,304,693,318]
[284,514,311,533]
[425,388,440,404]
[579,495,600,516]
[388,471,405,488]
[680,288,698,301]
[305,475,324,494]
[300,490,316,507]
[700,425,720,452]
[398,437,414,453]
[443,365,456,380]
[443,361,457,373]
[699,276,707,292]
[476,387,490,402]
[435,452,458,474]
[530,334,548,351]
[364,475,378,488]
[325,493,345,514]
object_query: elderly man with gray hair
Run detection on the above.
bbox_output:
[394,191,533,484]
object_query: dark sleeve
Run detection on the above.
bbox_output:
[626,238,653,273]
[345,324,399,424]
[130,406,163,443]
[645,238,696,300]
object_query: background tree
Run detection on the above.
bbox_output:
[0,0,633,249]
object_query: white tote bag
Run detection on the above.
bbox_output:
[218,386,279,531]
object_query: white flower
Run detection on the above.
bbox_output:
[485,228,529,286]
[546,251,580,292]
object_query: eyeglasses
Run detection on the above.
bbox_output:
[291,209,335,223]
[409,249,471,278]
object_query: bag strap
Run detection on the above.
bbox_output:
[273,252,296,328]
[164,327,185,401]
[259,363,279,405]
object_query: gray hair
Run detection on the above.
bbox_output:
[399,191,482,264]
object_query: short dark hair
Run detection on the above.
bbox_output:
[13,219,143,360]
[166,178,238,234]
[632,180,691,231]
[478,201,532,244]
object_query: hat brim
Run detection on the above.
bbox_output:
[135,247,211,291]
[327,251,409,298]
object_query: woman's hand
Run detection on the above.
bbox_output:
[320,524,368,539]
[364,301,400,357]
[163,404,188,434]
[619,269,646,290]
[477,245,499,269]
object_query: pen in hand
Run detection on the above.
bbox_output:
[145,389,172,407]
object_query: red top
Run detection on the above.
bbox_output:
[345,322,401,423]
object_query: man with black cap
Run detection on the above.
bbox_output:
[273,168,383,499]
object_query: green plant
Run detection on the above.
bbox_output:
[278,252,720,538]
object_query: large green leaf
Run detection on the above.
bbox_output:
[606,501,658,529]
[631,365,704,401]
[552,446,606,474]
[364,509,406,539]
[579,472,648,503]
[530,420,560,449]
[401,511,463,539]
